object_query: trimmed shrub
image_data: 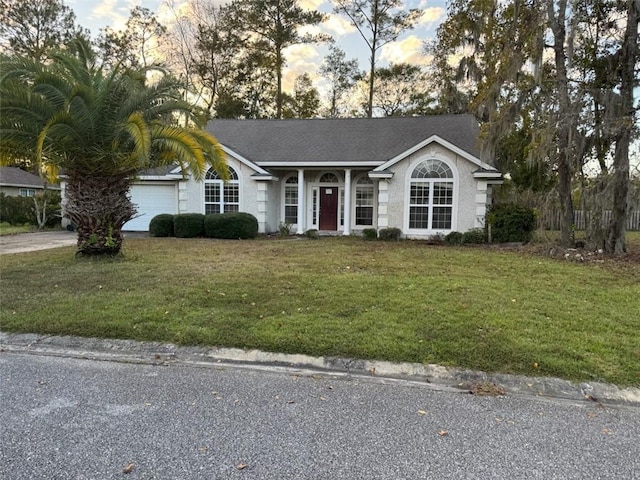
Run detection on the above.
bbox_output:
[279,222,292,237]
[305,229,319,239]
[362,228,378,240]
[444,231,464,245]
[204,212,258,239]
[487,203,536,243]
[174,213,205,238]
[149,214,175,237]
[378,227,401,241]
[426,233,445,245]
[462,228,486,244]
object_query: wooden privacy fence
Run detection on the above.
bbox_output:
[538,210,640,231]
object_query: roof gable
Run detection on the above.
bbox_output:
[374,135,498,173]
[205,115,487,166]
[0,166,56,189]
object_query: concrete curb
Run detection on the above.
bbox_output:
[1,332,639,407]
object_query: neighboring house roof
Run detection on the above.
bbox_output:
[205,114,488,167]
[0,166,60,190]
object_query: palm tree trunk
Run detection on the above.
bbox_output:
[64,175,137,255]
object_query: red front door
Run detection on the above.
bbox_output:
[319,187,338,230]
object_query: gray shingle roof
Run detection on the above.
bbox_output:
[0,166,58,189]
[205,114,483,165]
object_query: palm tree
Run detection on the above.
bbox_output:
[0,38,226,255]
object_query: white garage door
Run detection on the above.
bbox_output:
[123,183,178,231]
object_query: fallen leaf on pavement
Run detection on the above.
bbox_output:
[123,463,134,474]
[437,429,449,436]
[237,463,248,470]
[468,381,506,397]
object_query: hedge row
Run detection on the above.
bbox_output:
[0,192,61,227]
[444,228,486,245]
[149,212,259,239]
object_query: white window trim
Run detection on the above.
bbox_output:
[204,166,241,214]
[404,158,458,234]
[281,173,299,228]
[308,171,344,231]
[353,174,376,228]
[19,188,36,197]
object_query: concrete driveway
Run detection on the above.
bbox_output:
[0,230,77,254]
[0,230,149,254]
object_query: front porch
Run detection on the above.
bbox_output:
[271,168,378,235]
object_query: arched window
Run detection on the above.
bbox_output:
[284,175,298,224]
[409,160,454,230]
[355,176,374,226]
[319,172,339,183]
[205,166,239,214]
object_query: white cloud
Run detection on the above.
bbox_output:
[91,0,130,32]
[283,44,322,90]
[380,35,431,66]
[157,0,191,26]
[299,0,325,10]
[322,14,356,36]
[416,7,445,27]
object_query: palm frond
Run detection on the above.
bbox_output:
[188,129,228,180]
[121,112,152,164]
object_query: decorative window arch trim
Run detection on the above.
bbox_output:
[404,158,458,233]
[316,171,343,183]
[204,165,241,214]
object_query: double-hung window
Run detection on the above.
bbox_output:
[284,176,298,224]
[355,177,374,226]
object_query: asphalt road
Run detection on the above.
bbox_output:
[1,353,639,480]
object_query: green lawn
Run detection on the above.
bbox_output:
[0,223,34,236]
[1,236,638,386]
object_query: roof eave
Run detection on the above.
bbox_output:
[257,161,382,168]
[368,171,394,179]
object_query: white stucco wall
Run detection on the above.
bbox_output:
[381,143,484,237]
[179,156,278,233]
[173,144,494,237]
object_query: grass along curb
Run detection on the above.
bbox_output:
[1,236,638,387]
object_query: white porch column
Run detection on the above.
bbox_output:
[343,168,352,235]
[256,182,268,233]
[474,180,488,228]
[296,168,305,234]
[377,180,389,228]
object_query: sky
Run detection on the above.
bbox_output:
[66,0,448,90]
